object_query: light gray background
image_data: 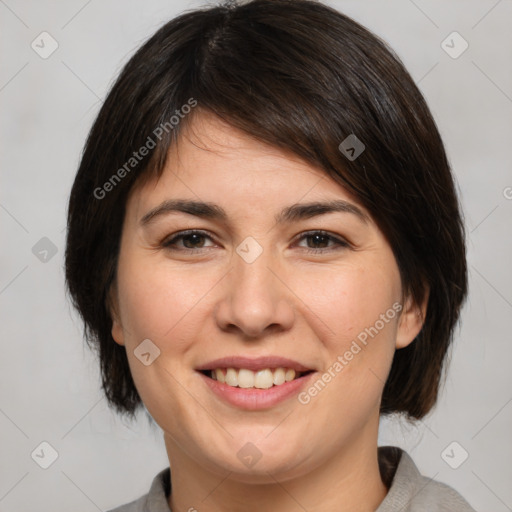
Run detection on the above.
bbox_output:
[1,0,511,510]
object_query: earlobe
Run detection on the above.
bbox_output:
[111,318,125,346]
[107,284,125,346]
[395,287,429,349]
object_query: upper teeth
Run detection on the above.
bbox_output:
[211,368,298,389]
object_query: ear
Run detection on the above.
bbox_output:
[395,285,429,349]
[107,282,125,346]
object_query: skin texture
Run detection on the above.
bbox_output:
[110,112,427,512]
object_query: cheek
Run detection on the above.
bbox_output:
[294,257,401,345]
[113,254,217,420]
[292,254,401,408]
[116,255,215,345]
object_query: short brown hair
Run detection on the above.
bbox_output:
[65,0,467,421]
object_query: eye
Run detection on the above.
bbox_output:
[162,230,216,251]
[161,229,349,254]
[294,230,349,253]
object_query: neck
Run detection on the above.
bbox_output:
[164,418,388,512]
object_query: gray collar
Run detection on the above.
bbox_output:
[126,446,474,512]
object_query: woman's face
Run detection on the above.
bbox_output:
[111,112,423,481]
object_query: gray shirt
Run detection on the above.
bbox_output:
[107,446,476,512]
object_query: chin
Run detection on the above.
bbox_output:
[202,439,315,483]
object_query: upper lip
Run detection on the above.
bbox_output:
[196,356,314,372]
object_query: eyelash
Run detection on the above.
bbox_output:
[161,229,349,254]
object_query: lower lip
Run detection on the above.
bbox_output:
[199,372,315,410]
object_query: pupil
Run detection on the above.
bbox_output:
[184,234,204,248]
[309,234,328,248]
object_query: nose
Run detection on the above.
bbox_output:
[214,248,295,339]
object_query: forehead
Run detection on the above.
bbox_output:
[173,112,326,180]
[126,112,368,221]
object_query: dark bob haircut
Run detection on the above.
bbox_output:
[65,0,467,421]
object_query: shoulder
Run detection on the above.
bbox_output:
[377,446,477,512]
[106,467,171,512]
[107,493,149,512]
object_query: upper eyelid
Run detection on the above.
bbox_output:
[162,229,216,246]
[293,230,347,242]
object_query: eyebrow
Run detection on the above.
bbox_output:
[140,199,369,226]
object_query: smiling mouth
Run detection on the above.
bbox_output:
[199,367,314,389]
